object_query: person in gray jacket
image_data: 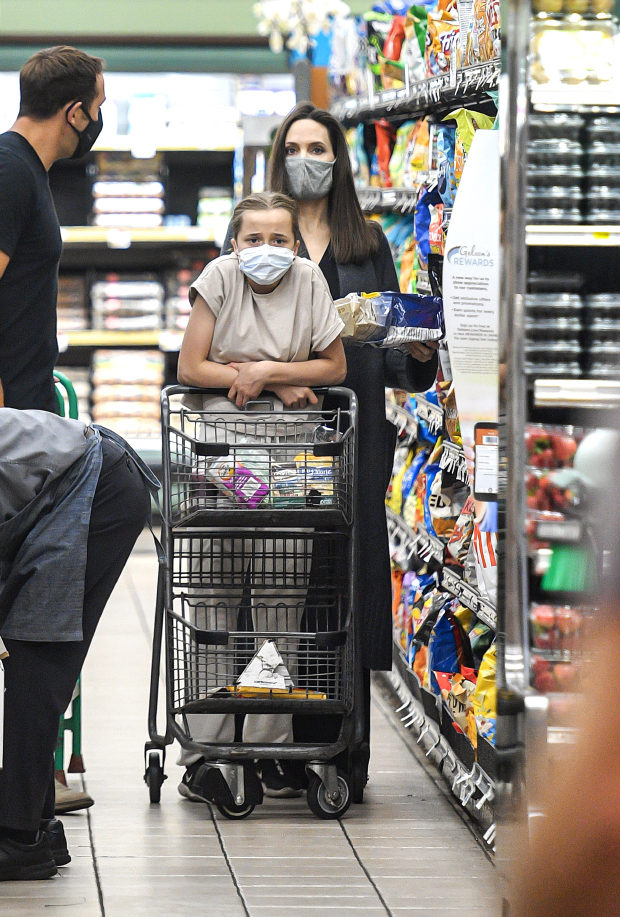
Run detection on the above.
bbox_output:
[0,408,154,880]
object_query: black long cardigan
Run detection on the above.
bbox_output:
[220,229,438,669]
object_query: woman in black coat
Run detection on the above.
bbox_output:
[214,103,438,800]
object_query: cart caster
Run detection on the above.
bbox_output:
[306,766,351,820]
[216,802,256,820]
[145,751,166,804]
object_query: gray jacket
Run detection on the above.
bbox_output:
[0,410,102,641]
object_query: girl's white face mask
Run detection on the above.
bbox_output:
[237,244,295,286]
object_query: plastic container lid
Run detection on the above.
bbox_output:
[525,361,582,377]
[527,293,583,310]
[526,207,583,223]
[525,341,581,356]
[525,316,582,330]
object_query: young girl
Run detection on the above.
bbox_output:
[178,190,345,411]
[176,192,346,799]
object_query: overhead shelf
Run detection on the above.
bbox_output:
[531,85,620,111]
[60,226,219,247]
[57,330,185,352]
[533,378,620,409]
[330,60,500,124]
[357,184,433,214]
[526,224,620,246]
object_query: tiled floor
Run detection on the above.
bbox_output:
[0,535,498,916]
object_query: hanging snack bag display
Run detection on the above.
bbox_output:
[425,7,460,76]
[444,108,496,186]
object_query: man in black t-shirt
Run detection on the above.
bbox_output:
[0,46,105,411]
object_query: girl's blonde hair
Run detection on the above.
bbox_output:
[231,191,300,241]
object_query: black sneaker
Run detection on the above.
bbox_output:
[0,833,58,881]
[258,760,305,798]
[177,759,208,803]
[41,819,71,867]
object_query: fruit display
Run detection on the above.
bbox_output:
[525,424,579,469]
[531,653,581,693]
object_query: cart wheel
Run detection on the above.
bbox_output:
[216,802,255,820]
[145,752,165,804]
[307,770,351,820]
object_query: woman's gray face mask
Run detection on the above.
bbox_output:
[284,157,336,201]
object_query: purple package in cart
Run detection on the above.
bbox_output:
[208,455,270,508]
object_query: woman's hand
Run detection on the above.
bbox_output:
[269,384,319,410]
[405,341,440,363]
[227,361,272,408]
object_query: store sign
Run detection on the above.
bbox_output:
[443,129,500,607]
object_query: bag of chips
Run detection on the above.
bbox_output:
[442,383,462,445]
[428,607,476,694]
[415,186,443,272]
[444,108,496,186]
[401,446,429,505]
[468,621,495,670]
[378,291,445,346]
[425,9,460,77]
[334,292,390,343]
[428,470,471,540]
[375,120,397,188]
[447,494,476,564]
[389,121,417,187]
[471,644,496,744]
[380,15,407,88]
[465,0,500,65]
[403,4,428,81]
[429,203,445,256]
[436,123,457,208]
[405,116,431,177]
[365,12,394,92]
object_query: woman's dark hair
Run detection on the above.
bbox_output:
[231,191,300,241]
[268,102,381,265]
[19,46,104,120]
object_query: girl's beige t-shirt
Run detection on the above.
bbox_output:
[189,253,344,365]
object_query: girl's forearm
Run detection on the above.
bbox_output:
[177,359,238,389]
[263,359,345,387]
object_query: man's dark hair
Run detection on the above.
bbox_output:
[19,46,104,120]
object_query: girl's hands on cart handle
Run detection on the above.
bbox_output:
[227,361,271,408]
[269,384,318,410]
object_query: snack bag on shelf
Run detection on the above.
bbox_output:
[375,120,397,187]
[464,0,500,65]
[425,9,460,77]
[388,447,414,515]
[472,502,498,606]
[441,383,462,444]
[347,125,371,187]
[399,233,418,293]
[444,109,496,187]
[415,186,443,272]
[468,621,495,669]
[389,121,418,187]
[436,123,458,208]
[403,4,428,81]
[364,12,395,92]
[447,494,476,564]
[429,203,445,256]
[428,607,475,694]
[409,590,449,677]
[380,15,407,88]
[404,117,431,180]
[428,470,471,540]
[401,446,430,506]
[435,670,477,734]
[471,643,496,744]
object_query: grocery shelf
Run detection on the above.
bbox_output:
[415,394,444,435]
[385,650,495,837]
[357,184,432,214]
[440,441,469,485]
[531,85,620,112]
[385,399,418,440]
[60,226,219,247]
[58,331,160,352]
[526,225,620,247]
[331,60,500,124]
[441,566,497,630]
[388,508,447,568]
[533,378,620,409]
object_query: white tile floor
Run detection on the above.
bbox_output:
[0,536,498,916]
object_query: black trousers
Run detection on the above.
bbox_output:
[0,437,151,831]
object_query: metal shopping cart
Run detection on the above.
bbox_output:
[144,385,363,820]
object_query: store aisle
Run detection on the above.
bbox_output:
[0,537,497,917]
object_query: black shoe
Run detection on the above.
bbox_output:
[258,760,305,798]
[177,758,209,803]
[41,819,71,867]
[0,833,57,881]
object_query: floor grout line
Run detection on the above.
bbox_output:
[81,774,106,917]
[338,819,395,917]
[207,804,252,917]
